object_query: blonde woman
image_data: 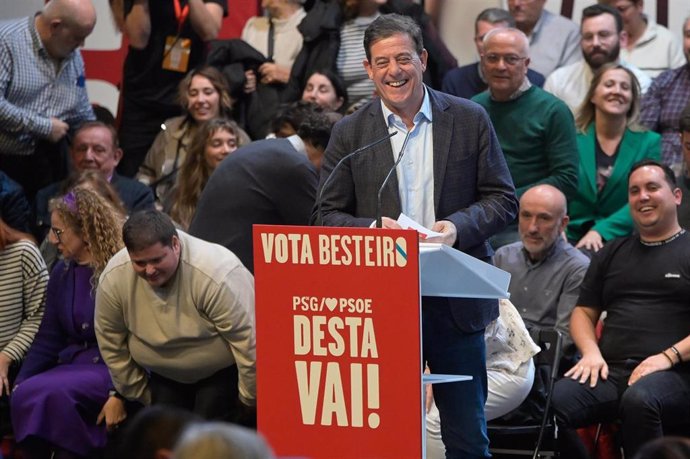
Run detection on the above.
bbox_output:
[11,187,127,459]
[568,63,661,253]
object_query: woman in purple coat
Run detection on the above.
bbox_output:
[11,187,127,458]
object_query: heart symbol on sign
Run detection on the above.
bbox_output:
[325,298,337,311]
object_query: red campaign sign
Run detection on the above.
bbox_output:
[253,225,423,459]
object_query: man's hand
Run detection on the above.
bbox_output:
[96,396,127,432]
[565,352,609,388]
[380,216,402,229]
[244,70,257,94]
[576,230,604,252]
[258,62,289,85]
[48,118,69,143]
[0,353,12,396]
[426,220,457,246]
[628,353,671,386]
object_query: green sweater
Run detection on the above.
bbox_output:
[472,86,579,198]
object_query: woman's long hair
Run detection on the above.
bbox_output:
[49,187,126,284]
[168,118,244,230]
[575,63,642,133]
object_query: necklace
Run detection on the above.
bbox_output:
[639,229,686,247]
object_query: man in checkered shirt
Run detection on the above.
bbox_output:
[0,0,96,199]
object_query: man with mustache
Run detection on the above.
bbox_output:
[544,4,651,113]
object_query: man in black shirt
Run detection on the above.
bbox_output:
[552,159,690,458]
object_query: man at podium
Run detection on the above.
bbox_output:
[314,13,518,459]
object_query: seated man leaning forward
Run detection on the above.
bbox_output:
[552,160,690,459]
[95,210,256,422]
[494,184,590,355]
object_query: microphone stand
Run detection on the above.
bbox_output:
[316,131,397,226]
[376,130,412,228]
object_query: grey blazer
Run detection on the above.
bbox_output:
[314,87,518,332]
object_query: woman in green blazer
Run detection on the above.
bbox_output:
[567,63,661,253]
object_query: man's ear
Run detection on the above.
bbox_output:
[113,148,124,165]
[364,59,373,80]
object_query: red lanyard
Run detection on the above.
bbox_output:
[173,0,190,33]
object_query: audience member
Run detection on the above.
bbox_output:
[0,0,96,199]
[0,172,32,234]
[35,121,154,239]
[95,210,256,424]
[473,28,578,199]
[241,0,307,90]
[598,0,684,78]
[39,170,128,273]
[678,103,690,229]
[425,299,540,459]
[119,405,200,459]
[552,159,690,458]
[442,8,545,100]
[0,216,47,437]
[301,69,347,113]
[507,0,580,77]
[190,102,335,272]
[136,66,250,204]
[472,27,578,247]
[315,14,518,458]
[568,64,660,253]
[494,185,589,352]
[110,0,227,177]
[174,421,275,459]
[633,436,690,459]
[11,187,128,459]
[285,0,455,103]
[337,0,384,109]
[639,16,690,173]
[544,4,652,113]
[165,118,243,230]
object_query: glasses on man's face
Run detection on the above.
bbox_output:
[483,53,528,66]
[51,227,64,244]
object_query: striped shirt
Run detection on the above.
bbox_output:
[0,240,48,362]
[0,16,94,157]
[336,14,378,109]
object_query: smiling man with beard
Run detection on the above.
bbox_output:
[544,4,651,113]
[551,159,690,458]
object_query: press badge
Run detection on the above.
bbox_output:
[162,36,191,73]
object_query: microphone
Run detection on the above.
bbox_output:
[376,130,412,228]
[316,131,397,226]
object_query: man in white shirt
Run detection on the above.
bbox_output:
[544,4,651,113]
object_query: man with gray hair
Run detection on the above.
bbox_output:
[0,0,97,199]
[472,28,578,247]
[442,8,546,99]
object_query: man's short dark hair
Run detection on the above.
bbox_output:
[476,8,515,28]
[582,4,623,33]
[119,406,200,459]
[123,210,177,252]
[628,159,678,189]
[364,13,423,62]
[680,103,690,133]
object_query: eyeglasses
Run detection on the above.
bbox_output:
[483,54,528,66]
[51,227,64,243]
